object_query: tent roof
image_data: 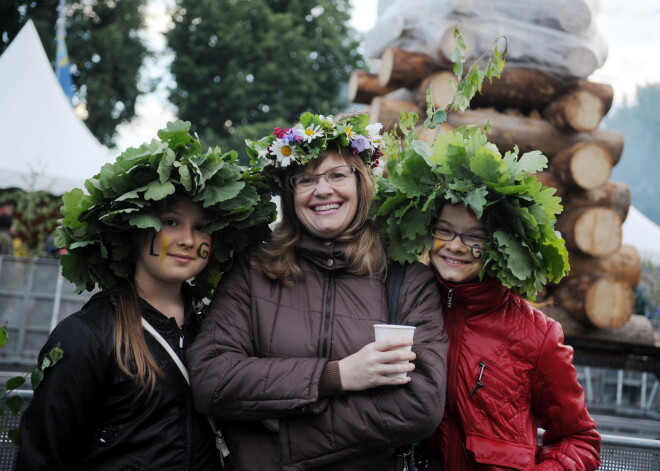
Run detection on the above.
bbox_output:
[0,20,110,195]
[623,206,660,266]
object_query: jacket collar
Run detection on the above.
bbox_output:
[434,269,510,316]
[296,232,349,271]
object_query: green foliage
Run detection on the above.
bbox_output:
[424,26,506,129]
[0,323,63,443]
[0,0,149,147]
[372,27,568,300]
[56,120,276,300]
[0,184,60,257]
[166,0,364,139]
[640,260,660,316]
[607,83,660,225]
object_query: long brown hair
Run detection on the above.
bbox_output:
[251,151,387,283]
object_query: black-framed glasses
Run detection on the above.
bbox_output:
[431,226,489,249]
[289,165,356,191]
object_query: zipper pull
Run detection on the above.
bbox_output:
[469,361,486,398]
[446,289,453,309]
[179,328,184,349]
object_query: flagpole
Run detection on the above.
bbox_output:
[56,0,74,104]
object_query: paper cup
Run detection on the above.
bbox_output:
[373,324,416,378]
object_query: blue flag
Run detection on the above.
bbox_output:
[56,0,74,104]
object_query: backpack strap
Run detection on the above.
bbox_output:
[386,261,408,324]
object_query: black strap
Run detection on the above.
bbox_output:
[386,261,408,325]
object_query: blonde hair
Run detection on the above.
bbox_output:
[113,281,163,400]
[251,151,387,284]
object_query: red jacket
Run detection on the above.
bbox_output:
[429,275,600,471]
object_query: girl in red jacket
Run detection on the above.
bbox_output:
[373,122,601,470]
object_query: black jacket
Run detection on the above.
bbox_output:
[16,288,220,471]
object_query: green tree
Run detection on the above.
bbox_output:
[166,0,364,144]
[0,0,149,147]
[606,83,660,224]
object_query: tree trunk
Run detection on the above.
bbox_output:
[553,274,634,329]
[378,47,437,89]
[471,68,576,110]
[446,109,624,163]
[543,81,614,132]
[556,206,622,257]
[543,306,654,345]
[532,171,565,198]
[551,141,613,190]
[415,71,458,110]
[568,245,642,288]
[563,181,631,222]
[348,70,396,104]
[370,96,423,131]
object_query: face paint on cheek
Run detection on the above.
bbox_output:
[161,236,168,257]
[470,246,484,259]
[149,234,159,257]
[197,242,210,259]
[432,239,443,253]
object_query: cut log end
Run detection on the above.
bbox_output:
[585,277,634,329]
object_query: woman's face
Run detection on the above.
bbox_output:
[430,203,488,284]
[134,199,213,290]
[292,152,359,240]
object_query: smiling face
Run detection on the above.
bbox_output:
[293,151,359,240]
[134,199,213,292]
[430,203,488,284]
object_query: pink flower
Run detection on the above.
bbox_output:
[273,127,287,138]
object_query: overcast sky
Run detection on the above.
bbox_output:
[114,0,660,150]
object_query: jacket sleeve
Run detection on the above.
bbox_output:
[15,314,109,471]
[532,319,601,471]
[187,257,332,421]
[278,262,449,469]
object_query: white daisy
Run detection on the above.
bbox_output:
[344,124,355,138]
[301,124,323,143]
[270,138,299,167]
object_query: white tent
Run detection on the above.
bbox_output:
[623,206,660,266]
[0,20,110,195]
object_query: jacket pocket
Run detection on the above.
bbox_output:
[469,360,519,400]
[466,434,534,470]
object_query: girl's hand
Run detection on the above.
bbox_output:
[338,337,415,391]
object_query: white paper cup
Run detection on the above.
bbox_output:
[373,324,416,378]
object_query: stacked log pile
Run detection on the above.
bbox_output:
[350,1,650,341]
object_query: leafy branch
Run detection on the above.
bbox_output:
[0,323,63,443]
[423,26,507,129]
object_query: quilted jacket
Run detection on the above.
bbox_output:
[429,275,601,471]
[187,234,449,470]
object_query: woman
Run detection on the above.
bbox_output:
[16,121,276,471]
[187,112,449,470]
[373,121,601,470]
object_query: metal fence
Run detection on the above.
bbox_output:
[0,255,95,366]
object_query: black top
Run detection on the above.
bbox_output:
[16,287,220,471]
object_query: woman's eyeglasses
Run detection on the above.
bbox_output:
[431,226,489,249]
[289,165,356,191]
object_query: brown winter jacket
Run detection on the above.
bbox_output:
[187,234,449,471]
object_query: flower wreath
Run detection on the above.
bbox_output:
[55,120,277,301]
[246,112,385,188]
[371,113,570,300]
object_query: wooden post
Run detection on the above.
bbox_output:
[551,142,613,190]
[563,181,631,222]
[568,245,642,288]
[543,81,614,132]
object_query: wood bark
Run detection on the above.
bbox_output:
[378,47,437,89]
[556,206,622,257]
[532,171,565,199]
[563,181,631,222]
[551,141,613,190]
[543,306,654,346]
[542,81,614,132]
[472,68,576,110]
[553,274,634,329]
[370,96,423,131]
[347,70,396,104]
[568,245,642,288]
[446,109,624,163]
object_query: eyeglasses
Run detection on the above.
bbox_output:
[289,165,356,191]
[431,226,489,249]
